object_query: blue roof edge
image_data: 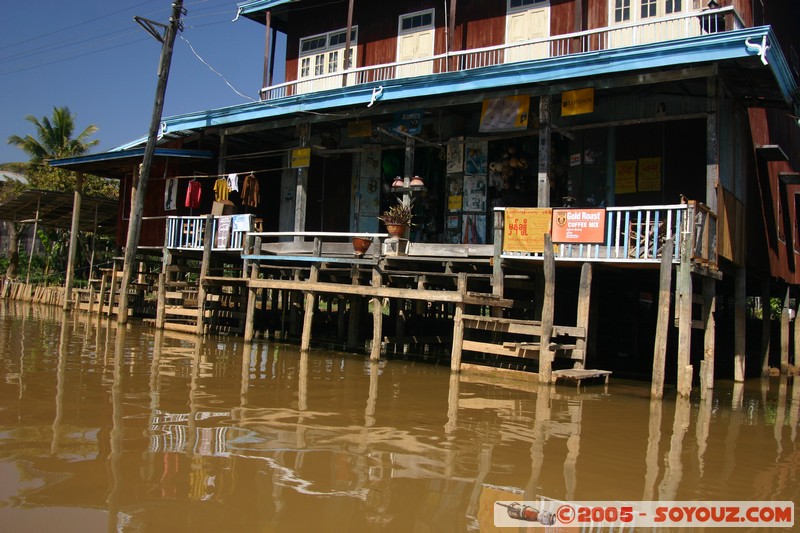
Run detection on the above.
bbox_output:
[118,26,796,149]
[50,148,214,168]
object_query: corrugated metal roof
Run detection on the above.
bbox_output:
[49,148,214,178]
[0,189,118,234]
[237,0,296,17]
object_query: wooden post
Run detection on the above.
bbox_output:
[701,277,716,395]
[294,124,310,240]
[107,259,119,317]
[244,236,261,342]
[539,234,555,383]
[537,96,551,208]
[347,265,361,349]
[301,238,322,351]
[794,299,800,368]
[676,221,693,398]
[760,278,771,376]
[780,286,790,373]
[261,11,272,98]
[574,262,592,370]
[63,173,83,311]
[155,223,171,329]
[492,209,504,318]
[195,214,213,335]
[370,268,383,360]
[119,1,184,323]
[450,273,467,372]
[651,237,674,399]
[734,266,746,382]
[97,268,108,316]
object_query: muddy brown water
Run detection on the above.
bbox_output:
[0,302,797,532]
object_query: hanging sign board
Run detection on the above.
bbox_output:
[291,147,311,168]
[615,160,637,194]
[216,216,232,248]
[638,157,662,192]
[503,208,552,253]
[551,208,606,244]
[348,120,372,138]
[391,109,424,135]
[479,95,530,132]
[561,88,594,116]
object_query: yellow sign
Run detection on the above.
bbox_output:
[503,208,552,253]
[448,195,463,211]
[291,147,311,168]
[479,95,531,132]
[615,160,637,194]
[561,87,595,116]
[348,120,372,138]
[638,157,662,191]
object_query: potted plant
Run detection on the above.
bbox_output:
[379,202,413,238]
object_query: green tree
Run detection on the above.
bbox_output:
[6,106,117,198]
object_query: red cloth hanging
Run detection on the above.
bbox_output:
[185,180,202,209]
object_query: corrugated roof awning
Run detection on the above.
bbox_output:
[49,148,214,179]
[0,190,118,234]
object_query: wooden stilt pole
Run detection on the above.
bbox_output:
[794,299,800,368]
[301,238,322,351]
[195,214,213,336]
[347,266,360,349]
[760,278,771,376]
[450,273,467,372]
[781,286,790,373]
[107,258,119,317]
[155,225,171,329]
[574,262,592,370]
[244,237,261,342]
[651,238,674,399]
[370,268,383,360]
[676,226,693,397]
[97,268,108,316]
[539,234,555,384]
[701,277,716,395]
[734,267,746,382]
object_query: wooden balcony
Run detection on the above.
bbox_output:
[260,6,743,101]
[164,202,716,270]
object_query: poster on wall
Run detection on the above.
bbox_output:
[164,178,178,211]
[465,141,488,175]
[462,214,486,244]
[445,215,462,244]
[447,137,464,173]
[615,160,637,194]
[503,208,553,253]
[215,216,232,248]
[479,95,530,132]
[638,157,661,192]
[463,174,487,212]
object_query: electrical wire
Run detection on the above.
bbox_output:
[178,33,257,102]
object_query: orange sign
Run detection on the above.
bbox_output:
[503,208,552,253]
[551,208,606,244]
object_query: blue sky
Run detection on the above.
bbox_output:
[1,0,282,164]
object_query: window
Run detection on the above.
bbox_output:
[401,11,433,31]
[614,0,631,22]
[613,0,686,24]
[509,0,548,8]
[298,27,358,80]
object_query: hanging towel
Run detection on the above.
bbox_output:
[214,178,229,201]
[227,173,239,192]
[241,173,260,208]
[185,180,202,209]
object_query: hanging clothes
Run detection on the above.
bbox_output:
[214,177,229,201]
[241,173,260,208]
[227,173,240,193]
[185,179,202,209]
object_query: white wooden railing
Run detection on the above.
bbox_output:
[260,6,742,100]
[499,201,717,266]
[166,215,253,252]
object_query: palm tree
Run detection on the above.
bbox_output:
[7,106,99,164]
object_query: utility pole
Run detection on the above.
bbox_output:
[118,0,185,323]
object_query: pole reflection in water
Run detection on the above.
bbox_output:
[0,304,799,532]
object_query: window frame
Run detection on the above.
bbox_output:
[611,0,686,25]
[298,27,358,80]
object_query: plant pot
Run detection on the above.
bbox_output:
[352,236,372,255]
[384,223,409,239]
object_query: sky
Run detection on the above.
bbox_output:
[0,0,282,165]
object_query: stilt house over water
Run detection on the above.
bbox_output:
[50,0,800,394]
